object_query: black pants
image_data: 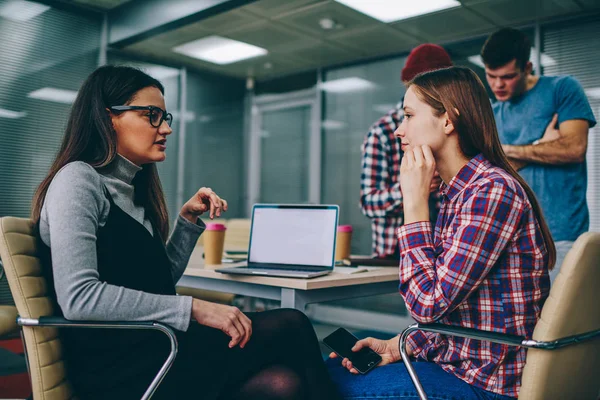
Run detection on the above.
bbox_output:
[81,309,340,400]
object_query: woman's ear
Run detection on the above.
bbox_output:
[443,111,454,135]
[106,108,119,133]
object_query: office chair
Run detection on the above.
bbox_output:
[0,217,178,400]
[399,232,600,400]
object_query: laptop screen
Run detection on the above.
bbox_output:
[248,205,339,268]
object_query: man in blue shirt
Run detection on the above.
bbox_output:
[480,28,596,282]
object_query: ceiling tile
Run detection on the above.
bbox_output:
[69,0,132,9]
[191,9,264,33]
[125,45,234,77]
[116,0,596,81]
[221,54,311,79]
[275,1,381,39]
[242,0,327,18]
[463,0,581,26]
[285,41,356,67]
[327,25,419,57]
[225,22,313,52]
[389,6,495,42]
[126,38,310,80]
[141,24,210,49]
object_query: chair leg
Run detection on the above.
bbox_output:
[399,325,429,400]
[19,329,35,399]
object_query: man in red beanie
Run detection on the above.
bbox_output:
[360,44,452,259]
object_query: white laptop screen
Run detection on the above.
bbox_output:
[248,205,338,267]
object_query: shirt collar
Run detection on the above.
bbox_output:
[440,154,491,201]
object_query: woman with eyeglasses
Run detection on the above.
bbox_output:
[32,65,340,400]
[328,67,554,400]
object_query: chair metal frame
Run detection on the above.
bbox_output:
[17,316,178,400]
[399,322,600,400]
[0,216,179,400]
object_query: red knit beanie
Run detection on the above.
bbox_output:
[401,44,453,82]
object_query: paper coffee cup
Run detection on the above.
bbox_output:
[335,225,353,261]
[204,223,226,266]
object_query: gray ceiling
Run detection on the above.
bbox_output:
[64,0,132,10]
[70,0,600,80]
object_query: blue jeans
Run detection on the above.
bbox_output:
[326,358,516,400]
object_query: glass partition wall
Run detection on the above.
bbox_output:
[0,2,101,218]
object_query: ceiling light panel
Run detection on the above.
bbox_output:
[28,88,78,104]
[0,0,50,22]
[335,0,460,23]
[173,36,268,65]
[0,108,27,119]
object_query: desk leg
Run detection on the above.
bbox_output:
[281,288,306,311]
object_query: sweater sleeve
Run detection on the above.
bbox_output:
[40,162,193,331]
[166,215,205,283]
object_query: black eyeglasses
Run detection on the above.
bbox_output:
[110,105,173,128]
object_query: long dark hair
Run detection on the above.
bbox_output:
[409,66,556,269]
[32,65,170,241]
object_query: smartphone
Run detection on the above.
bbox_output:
[323,328,382,374]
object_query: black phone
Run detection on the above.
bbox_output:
[323,328,382,374]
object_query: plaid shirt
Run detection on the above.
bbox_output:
[398,154,550,398]
[360,104,441,257]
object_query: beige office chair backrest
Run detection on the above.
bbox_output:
[224,218,251,250]
[519,232,600,400]
[0,217,74,399]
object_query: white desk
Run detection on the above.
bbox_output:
[178,248,400,311]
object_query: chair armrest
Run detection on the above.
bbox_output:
[23,316,165,329]
[402,322,526,348]
[402,322,600,351]
[398,322,600,400]
[17,316,178,400]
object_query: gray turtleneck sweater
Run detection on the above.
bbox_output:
[39,155,204,332]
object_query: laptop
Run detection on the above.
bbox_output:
[215,204,339,279]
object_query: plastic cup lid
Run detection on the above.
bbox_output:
[337,225,353,233]
[205,223,226,231]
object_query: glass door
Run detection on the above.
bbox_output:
[248,89,321,213]
[259,105,311,203]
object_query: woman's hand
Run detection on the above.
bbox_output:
[329,335,411,374]
[191,298,252,348]
[180,187,228,223]
[400,145,437,224]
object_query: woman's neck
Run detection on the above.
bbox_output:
[436,144,470,185]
